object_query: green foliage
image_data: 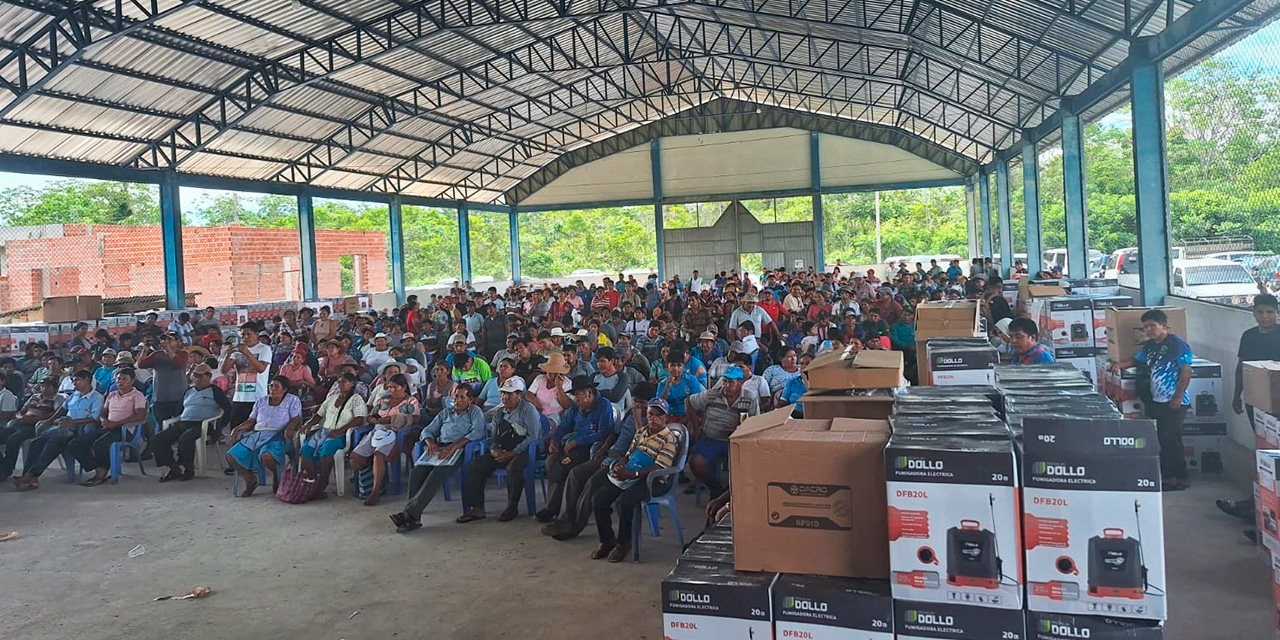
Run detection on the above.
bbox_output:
[1,55,1279,275]
[0,180,159,226]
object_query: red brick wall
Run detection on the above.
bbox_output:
[0,225,388,309]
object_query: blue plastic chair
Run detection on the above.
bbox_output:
[231,456,267,496]
[693,457,729,506]
[492,414,548,515]
[109,424,148,483]
[631,423,690,561]
[418,439,486,512]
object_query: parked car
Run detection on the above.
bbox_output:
[1107,246,1186,283]
[1170,258,1261,306]
[570,268,606,276]
[1042,248,1104,276]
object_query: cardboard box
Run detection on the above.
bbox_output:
[1089,295,1132,350]
[1040,297,1095,348]
[1259,410,1280,450]
[661,561,774,639]
[731,409,891,578]
[1258,450,1280,555]
[1244,361,1280,415]
[1105,307,1188,363]
[799,390,895,420]
[771,575,893,639]
[1183,434,1224,472]
[915,301,983,342]
[886,434,1023,608]
[1049,346,1099,388]
[927,339,998,386]
[1022,418,1166,620]
[1186,359,1223,424]
[1019,277,1069,307]
[42,297,80,323]
[804,349,904,392]
[1026,612,1163,639]
[894,601,1025,640]
[77,295,103,320]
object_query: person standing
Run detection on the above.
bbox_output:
[1218,295,1280,531]
[1109,309,1193,491]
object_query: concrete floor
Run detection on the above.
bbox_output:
[0,469,1272,640]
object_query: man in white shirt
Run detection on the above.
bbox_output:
[727,293,773,339]
[688,270,705,294]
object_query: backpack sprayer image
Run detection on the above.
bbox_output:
[946,493,1016,590]
[1088,500,1162,600]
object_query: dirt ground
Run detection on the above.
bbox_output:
[0,468,1271,640]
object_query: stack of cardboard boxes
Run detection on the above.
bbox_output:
[1018,279,1133,387]
[662,407,899,639]
[914,300,986,385]
[1246,359,1280,636]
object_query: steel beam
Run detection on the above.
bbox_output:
[965,178,978,261]
[996,160,1013,278]
[1130,45,1173,306]
[652,138,665,281]
[1061,110,1090,279]
[1022,139,1043,276]
[159,172,185,310]
[389,195,406,306]
[509,207,521,286]
[811,132,824,271]
[298,189,318,301]
[459,203,472,285]
[978,169,993,258]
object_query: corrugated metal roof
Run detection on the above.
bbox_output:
[0,0,1274,205]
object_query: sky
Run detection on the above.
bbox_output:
[1,18,1279,205]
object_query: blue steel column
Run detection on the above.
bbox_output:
[1130,44,1173,306]
[964,179,978,260]
[297,188,318,301]
[996,160,1013,277]
[1022,139,1043,276]
[1061,108,1090,279]
[388,195,405,305]
[159,171,185,309]
[458,203,472,285]
[811,132,824,270]
[652,138,665,281]
[509,206,521,285]
[978,169,993,258]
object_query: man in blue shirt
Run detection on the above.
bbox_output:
[1007,318,1055,365]
[391,385,487,532]
[537,375,616,523]
[1109,309,1193,490]
[12,369,103,491]
[543,382,656,541]
[656,352,705,420]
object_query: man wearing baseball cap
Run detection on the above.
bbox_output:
[151,363,232,481]
[685,365,759,500]
[727,292,773,340]
[586,396,681,562]
[458,376,541,523]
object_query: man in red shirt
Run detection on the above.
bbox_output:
[757,290,783,323]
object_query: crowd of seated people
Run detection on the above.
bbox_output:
[0,261,1019,559]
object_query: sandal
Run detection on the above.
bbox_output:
[455,512,486,524]
[80,476,109,487]
[389,512,408,527]
[239,478,258,498]
[396,519,423,534]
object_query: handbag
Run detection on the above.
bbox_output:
[276,464,321,504]
[354,466,389,500]
[492,416,525,452]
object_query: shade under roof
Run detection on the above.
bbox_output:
[0,0,1275,206]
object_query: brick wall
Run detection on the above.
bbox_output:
[0,224,388,309]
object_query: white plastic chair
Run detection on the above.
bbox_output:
[294,426,352,497]
[160,410,224,476]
